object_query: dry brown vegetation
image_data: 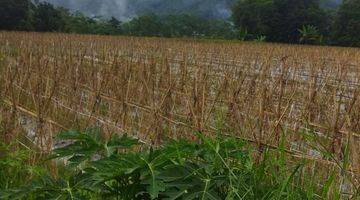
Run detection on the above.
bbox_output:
[0,32,359,193]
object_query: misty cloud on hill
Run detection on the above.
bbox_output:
[44,0,131,20]
[42,0,342,21]
[42,0,235,20]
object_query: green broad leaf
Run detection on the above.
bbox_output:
[163,189,189,200]
[68,155,87,163]
[139,153,167,199]
[146,179,166,199]
[104,134,139,157]
[184,190,222,200]
[107,133,139,149]
[158,165,189,182]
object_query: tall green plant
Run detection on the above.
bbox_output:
[298,25,322,44]
[1,128,355,199]
[0,142,44,191]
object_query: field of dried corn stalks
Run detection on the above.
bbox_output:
[0,31,359,194]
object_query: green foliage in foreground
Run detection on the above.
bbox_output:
[0,128,347,200]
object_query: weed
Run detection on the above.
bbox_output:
[1,129,354,199]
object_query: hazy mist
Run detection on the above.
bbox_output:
[42,0,235,20]
[42,0,342,20]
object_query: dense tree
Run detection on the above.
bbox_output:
[0,0,31,30]
[123,14,164,37]
[63,12,95,34]
[103,17,123,35]
[33,2,65,32]
[63,12,114,35]
[121,14,237,39]
[232,0,275,39]
[232,0,330,43]
[332,0,360,46]
[207,20,236,39]
[270,0,330,43]
[161,14,210,37]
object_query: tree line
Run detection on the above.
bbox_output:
[232,0,360,46]
[0,0,360,47]
[0,0,235,38]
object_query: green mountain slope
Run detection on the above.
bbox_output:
[43,0,341,20]
[43,0,235,20]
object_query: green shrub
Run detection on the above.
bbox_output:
[0,128,352,199]
[0,142,45,191]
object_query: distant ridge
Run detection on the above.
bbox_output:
[42,0,235,20]
[42,0,341,20]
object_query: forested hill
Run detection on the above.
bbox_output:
[42,0,341,20]
[42,0,236,20]
[3,0,357,47]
